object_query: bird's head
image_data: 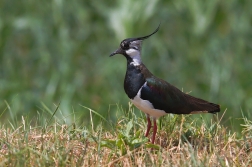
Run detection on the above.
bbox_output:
[110,25,160,59]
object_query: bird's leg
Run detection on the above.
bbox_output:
[145,115,151,137]
[151,118,157,144]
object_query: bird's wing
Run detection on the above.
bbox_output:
[140,77,220,114]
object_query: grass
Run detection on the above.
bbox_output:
[1,0,252,128]
[0,104,251,166]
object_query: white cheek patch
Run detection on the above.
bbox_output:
[126,48,142,66]
[126,48,139,57]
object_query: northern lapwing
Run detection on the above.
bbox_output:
[110,25,220,144]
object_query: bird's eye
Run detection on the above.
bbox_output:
[121,42,129,49]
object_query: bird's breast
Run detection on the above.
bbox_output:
[124,64,145,99]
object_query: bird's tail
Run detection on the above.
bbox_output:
[185,94,220,114]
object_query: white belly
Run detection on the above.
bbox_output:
[130,82,167,118]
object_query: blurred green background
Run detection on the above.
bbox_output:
[0,0,251,128]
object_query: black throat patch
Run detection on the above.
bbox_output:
[124,58,146,99]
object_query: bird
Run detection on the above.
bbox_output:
[109,24,220,144]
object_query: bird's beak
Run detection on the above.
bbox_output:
[110,47,124,57]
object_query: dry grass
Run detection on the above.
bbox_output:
[0,110,251,167]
